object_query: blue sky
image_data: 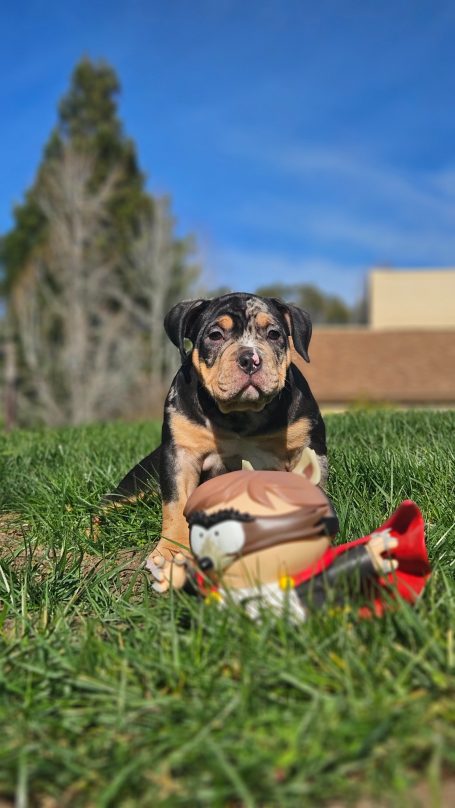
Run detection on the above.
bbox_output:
[1,0,454,303]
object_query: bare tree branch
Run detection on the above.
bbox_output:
[8,145,196,425]
[10,146,136,425]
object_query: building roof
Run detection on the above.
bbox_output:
[301,328,455,404]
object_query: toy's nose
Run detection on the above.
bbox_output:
[198,556,214,572]
[237,349,262,375]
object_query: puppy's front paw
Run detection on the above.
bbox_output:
[146,551,188,593]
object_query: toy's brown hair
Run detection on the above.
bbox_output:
[184,470,328,516]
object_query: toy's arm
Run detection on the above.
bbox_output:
[295,531,398,610]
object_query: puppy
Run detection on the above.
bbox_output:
[106,293,327,590]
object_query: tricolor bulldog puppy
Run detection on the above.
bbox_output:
[105,293,327,590]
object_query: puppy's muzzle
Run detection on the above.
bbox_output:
[237,349,262,376]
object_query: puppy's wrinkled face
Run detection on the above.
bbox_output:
[192,296,291,413]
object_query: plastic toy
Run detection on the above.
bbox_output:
[181,450,431,620]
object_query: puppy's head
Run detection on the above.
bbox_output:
[165,293,312,413]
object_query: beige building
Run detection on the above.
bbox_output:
[307,268,455,407]
[370,268,455,330]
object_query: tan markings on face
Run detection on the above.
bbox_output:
[192,346,226,394]
[255,312,272,329]
[217,314,234,330]
[192,347,202,376]
[278,345,291,388]
[195,335,289,412]
[245,297,268,317]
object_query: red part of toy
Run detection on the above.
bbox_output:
[293,500,431,614]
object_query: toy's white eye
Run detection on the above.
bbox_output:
[190,525,208,556]
[208,521,245,555]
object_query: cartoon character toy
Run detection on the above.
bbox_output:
[177,450,431,620]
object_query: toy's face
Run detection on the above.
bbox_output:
[185,470,338,589]
[190,521,330,588]
[189,515,247,571]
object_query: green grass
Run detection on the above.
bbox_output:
[0,411,454,807]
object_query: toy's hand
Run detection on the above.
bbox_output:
[146,551,188,593]
[366,529,399,574]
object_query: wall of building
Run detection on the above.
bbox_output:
[370,269,455,330]
[303,328,455,405]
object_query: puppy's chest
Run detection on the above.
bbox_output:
[202,418,310,474]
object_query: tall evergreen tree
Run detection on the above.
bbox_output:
[1,58,152,290]
[0,57,197,425]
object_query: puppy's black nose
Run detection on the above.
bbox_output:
[199,556,214,572]
[237,349,262,375]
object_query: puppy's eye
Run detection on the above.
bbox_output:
[267,328,281,341]
[207,329,224,342]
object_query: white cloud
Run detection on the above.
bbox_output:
[221,134,455,265]
[430,166,455,199]
[274,144,455,222]
[236,198,455,265]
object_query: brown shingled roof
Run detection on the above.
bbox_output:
[300,329,455,404]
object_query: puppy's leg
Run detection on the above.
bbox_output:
[104,446,161,503]
[147,448,202,592]
[88,447,162,539]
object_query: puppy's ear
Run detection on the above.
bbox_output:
[268,299,312,362]
[164,299,210,363]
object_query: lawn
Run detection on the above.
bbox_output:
[0,410,454,807]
